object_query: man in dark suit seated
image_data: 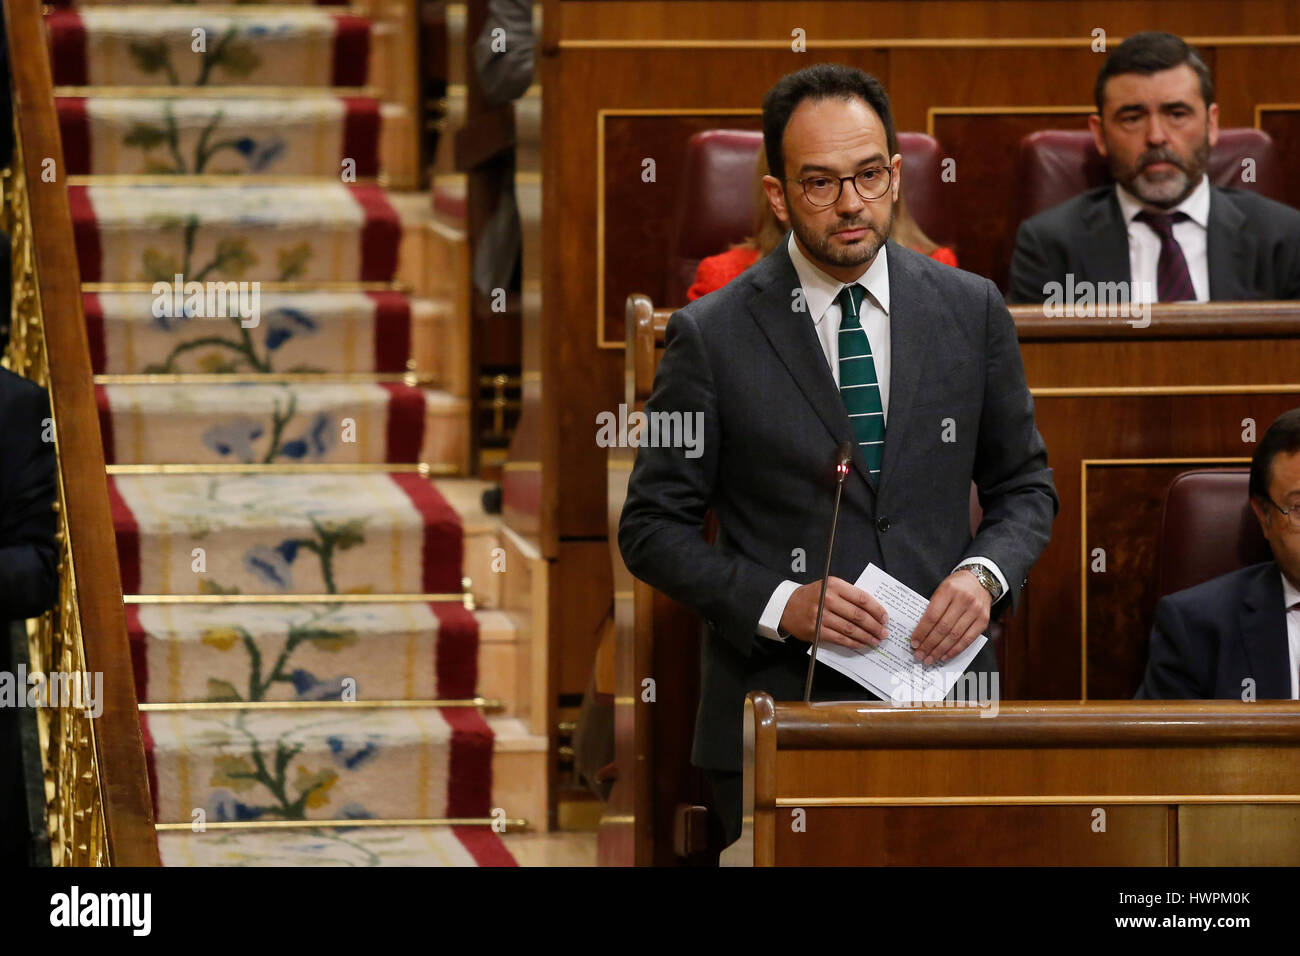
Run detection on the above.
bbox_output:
[0,367,59,865]
[1138,409,1300,700]
[1008,31,1300,305]
[619,63,1059,849]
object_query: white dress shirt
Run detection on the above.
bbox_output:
[1115,174,1211,302]
[1282,572,1300,700]
[754,233,1007,642]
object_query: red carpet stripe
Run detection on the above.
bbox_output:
[442,706,493,818]
[106,476,141,594]
[430,601,478,700]
[380,383,425,463]
[94,384,115,465]
[367,291,411,372]
[82,293,106,373]
[389,472,462,593]
[340,96,381,177]
[330,15,371,87]
[350,185,400,281]
[67,186,101,282]
[452,827,518,867]
[56,97,92,175]
[45,9,87,86]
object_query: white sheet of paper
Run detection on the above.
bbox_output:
[809,563,987,703]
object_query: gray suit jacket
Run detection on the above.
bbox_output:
[1007,184,1300,304]
[618,237,1059,771]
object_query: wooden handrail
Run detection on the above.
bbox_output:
[765,698,1300,748]
[3,0,159,866]
[631,301,1300,399]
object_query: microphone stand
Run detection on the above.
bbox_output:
[803,441,855,702]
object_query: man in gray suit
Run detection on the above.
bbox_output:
[618,64,1059,848]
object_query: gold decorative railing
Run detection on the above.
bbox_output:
[1,0,159,865]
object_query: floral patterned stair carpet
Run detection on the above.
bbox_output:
[48,0,521,865]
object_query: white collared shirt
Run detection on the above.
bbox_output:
[1282,572,1300,700]
[1115,174,1211,302]
[786,230,893,421]
[755,233,1007,643]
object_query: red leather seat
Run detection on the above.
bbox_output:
[1016,128,1281,224]
[666,129,953,304]
[1156,469,1273,600]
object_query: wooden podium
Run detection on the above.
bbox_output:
[726,694,1300,866]
[600,300,1300,866]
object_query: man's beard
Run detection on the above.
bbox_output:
[1111,134,1211,208]
[790,204,894,271]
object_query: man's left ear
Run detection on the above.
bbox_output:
[891,153,902,202]
[1207,102,1220,148]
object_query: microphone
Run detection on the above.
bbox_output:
[803,440,855,702]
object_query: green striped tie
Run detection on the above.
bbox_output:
[836,284,884,482]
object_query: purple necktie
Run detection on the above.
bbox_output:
[1133,210,1196,302]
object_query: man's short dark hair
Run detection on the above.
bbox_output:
[1250,408,1300,503]
[761,64,898,183]
[1094,31,1215,113]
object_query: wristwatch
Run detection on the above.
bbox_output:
[957,563,1003,602]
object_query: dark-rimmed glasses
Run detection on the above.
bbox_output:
[1262,494,1300,531]
[786,165,893,207]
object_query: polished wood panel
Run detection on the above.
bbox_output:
[1085,464,1191,699]
[600,111,762,344]
[931,109,1094,289]
[731,695,1300,866]
[775,805,1169,865]
[1256,107,1300,214]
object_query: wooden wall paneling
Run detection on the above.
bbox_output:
[552,2,1300,45]
[1083,462,1243,700]
[1030,392,1300,699]
[732,697,1300,866]
[775,805,1170,865]
[599,111,763,344]
[1257,107,1300,212]
[1211,46,1300,127]
[930,108,1095,290]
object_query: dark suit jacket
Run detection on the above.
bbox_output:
[0,367,58,620]
[1007,184,1300,304]
[618,236,1060,772]
[0,367,57,865]
[1136,561,1293,700]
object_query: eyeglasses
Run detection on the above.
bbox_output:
[1263,495,1300,531]
[786,166,893,207]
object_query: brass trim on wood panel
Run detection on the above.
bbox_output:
[154,816,528,831]
[84,282,408,293]
[775,794,1300,807]
[1034,385,1300,397]
[561,36,1300,53]
[125,593,468,605]
[596,107,762,350]
[1254,102,1300,128]
[96,373,435,385]
[140,698,502,712]
[105,463,456,475]
[926,105,1093,138]
[68,175,386,187]
[1079,455,1252,700]
[55,86,377,98]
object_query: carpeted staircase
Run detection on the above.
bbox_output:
[47,0,541,865]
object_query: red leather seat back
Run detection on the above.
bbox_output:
[1156,469,1273,600]
[1016,128,1281,223]
[666,130,954,305]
